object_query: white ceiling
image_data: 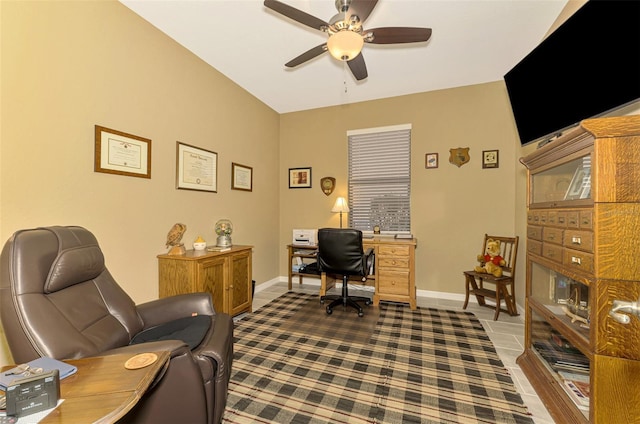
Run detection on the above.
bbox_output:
[119,0,568,114]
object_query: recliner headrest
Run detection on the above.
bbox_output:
[43,226,105,293]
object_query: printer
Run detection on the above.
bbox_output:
[292,229,317,246]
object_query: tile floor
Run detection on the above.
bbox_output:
[250,280,556,424]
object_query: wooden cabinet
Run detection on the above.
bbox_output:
[518,116,640,424]
[158,245,253,317]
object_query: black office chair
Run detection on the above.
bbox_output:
[317,228,374,317]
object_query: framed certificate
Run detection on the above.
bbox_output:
[94,125,151,179]
[232,162,252,191]
[176,142,217,192]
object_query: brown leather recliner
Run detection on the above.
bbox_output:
[0,226,233,424]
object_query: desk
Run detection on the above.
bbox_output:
[1,351,170,424]
[287,236,417,309]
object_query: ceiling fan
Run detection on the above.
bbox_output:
[264,0,432,81]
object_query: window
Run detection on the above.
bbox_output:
[348,124,411,233]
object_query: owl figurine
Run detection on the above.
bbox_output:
[166,223,187,255]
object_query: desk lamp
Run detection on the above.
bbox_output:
[331,197,349,228]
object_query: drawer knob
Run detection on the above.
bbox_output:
[571,236,582,245]
[546,250,555,258]
[571,256,582,265]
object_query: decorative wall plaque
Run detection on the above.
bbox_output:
[320,177,335,195]
[449,147,470,167]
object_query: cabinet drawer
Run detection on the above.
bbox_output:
[579,210,593,229]
[527,225,543,241]
[564,248,594,273]
[378,245,410,257]
[378,257,409,268]
[542,227,563,244]
[563,230,593,253]
[566,211,580,228]
[547,210,558,226]
[556,211,568,227]
[527,211,535,224]
[541,243,563,263]
[378,270,410,295]
[527,239,542,256]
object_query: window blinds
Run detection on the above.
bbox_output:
[348,125,411,233]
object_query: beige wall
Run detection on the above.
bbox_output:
[279,82,521,295]
[0,1,280,364]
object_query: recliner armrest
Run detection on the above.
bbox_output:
[137,293,216,329]
[101,339,190,358]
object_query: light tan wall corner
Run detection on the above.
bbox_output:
[279,82,520,296]
[1,1,280,364]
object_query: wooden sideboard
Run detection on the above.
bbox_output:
[288,236,417,309]
[158,245,253,317]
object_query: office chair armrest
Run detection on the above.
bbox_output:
[364,248,375,275]
[137,293,216,329]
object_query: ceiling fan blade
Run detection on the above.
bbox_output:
[285,44,328,67]
[264,0,329,31]
[347,53,368,81]
[366,27,432,44]
[345,0,379,24]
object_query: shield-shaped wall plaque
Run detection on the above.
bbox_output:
[449,148,470,167]
[320,177,336,196]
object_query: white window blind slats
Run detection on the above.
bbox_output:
[348,127,411,233]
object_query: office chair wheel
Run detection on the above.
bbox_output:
[358,310,364,318]
[364,299,372,306]
[326,306,332,315]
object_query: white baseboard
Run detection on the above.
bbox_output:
[257,276,525,316]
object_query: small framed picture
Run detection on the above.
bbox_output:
[425,153,438,169]
[289,167,312,188]
[231,162,253,192]
[482,150,499,169]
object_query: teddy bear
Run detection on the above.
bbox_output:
[475,238,506,277]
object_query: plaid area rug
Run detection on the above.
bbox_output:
[223,292,533,424]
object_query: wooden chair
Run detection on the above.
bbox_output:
[463,234,519,320]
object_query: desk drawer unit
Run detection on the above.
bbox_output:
[374,240,417,309]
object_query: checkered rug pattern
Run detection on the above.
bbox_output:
[223,292,533,424]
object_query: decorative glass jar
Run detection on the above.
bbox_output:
[214,219,233,247]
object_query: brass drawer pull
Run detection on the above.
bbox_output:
[571,256,582,265]
[571,236,582,245]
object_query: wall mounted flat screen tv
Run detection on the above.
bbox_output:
[504,0,640,146]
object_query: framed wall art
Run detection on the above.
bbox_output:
[94,125,151,179]
[289,167,312,188]
[176,142,217,192]
[232,162,253,191]
[482,150,499,169]
[425,153,438,169]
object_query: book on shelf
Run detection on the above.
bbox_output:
[562,379,590,410]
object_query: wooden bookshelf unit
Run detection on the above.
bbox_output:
[518,116,640,423]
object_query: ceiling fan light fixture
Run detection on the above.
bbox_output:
[327,30,364,61]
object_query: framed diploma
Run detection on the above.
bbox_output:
[94,125,151,179]
[231,162,253,191]
[176,142,217,192]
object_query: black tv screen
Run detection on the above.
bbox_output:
[504,0,640,146]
